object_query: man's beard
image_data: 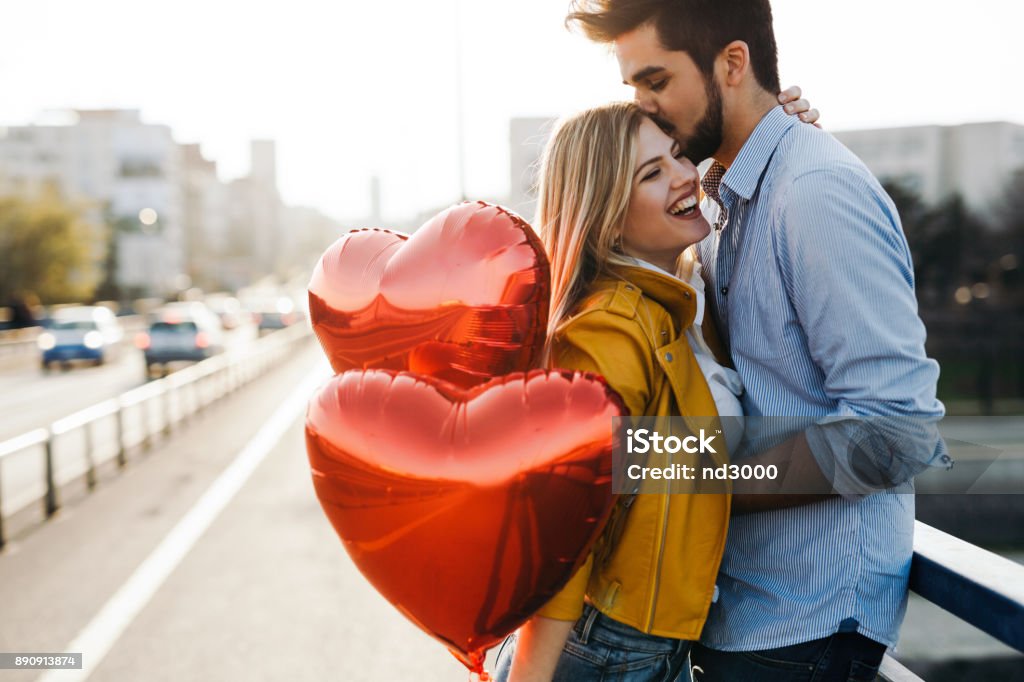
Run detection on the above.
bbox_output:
[650,75,724,164]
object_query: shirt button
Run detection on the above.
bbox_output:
[665,352,674,362]
[683,291,691,299]
[720,286,729,296]
[625,285,634,291]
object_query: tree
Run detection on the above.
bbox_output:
[883,180,988,303]
[883,180,932,286]
[0,192,104,305]
[93,212,134,303]
[996,169,1024,232]
[993,169,1024,308]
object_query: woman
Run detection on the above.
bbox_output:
[494,90,817,682]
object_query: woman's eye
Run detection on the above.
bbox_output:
[650,79,667,92]
[671,146,685,159]
[642,168,660,182]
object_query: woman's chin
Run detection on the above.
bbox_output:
[667,210,712,244]
[682,217,712,246]
[695,218,712,240]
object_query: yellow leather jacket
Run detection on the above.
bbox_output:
[537,263,731,640]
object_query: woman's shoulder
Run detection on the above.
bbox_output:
[573,279,654,320]
[555,279,672,346]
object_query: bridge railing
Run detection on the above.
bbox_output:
[0,323,312,547]
[879,521,1024,681]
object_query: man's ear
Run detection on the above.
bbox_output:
[719,40,751,88]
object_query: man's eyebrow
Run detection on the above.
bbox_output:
[633,154,662,179]
[624,65,665,85]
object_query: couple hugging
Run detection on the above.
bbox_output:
[491,1,949,681]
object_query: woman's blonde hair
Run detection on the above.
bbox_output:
[535,101,645,357]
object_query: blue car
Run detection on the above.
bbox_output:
[39,306,124,369]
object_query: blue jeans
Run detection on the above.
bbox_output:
[493,604,692,682]
[689,633,886,682]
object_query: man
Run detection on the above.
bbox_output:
[567,0,948,679]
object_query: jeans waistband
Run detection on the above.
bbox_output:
[576,603,687,654]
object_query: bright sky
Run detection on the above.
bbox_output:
[1,0,1022,224]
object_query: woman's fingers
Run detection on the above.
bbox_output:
[779,87,821,127]
[784,98,811,114]
[800,108,821,126]
[778,85,802,103]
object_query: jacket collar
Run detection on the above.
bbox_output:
[596,262,699,330]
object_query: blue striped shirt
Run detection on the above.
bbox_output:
[696,105,947,650]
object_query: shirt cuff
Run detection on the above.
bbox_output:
[806,415,952,499]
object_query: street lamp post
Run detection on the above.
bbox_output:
[454,0,467,202]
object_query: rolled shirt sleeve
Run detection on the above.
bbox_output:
[776,166,951,496]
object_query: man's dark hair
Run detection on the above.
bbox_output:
[566,0,781,93]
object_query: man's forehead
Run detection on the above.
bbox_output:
[614,24,671,82]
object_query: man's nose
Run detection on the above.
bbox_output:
[634,89,658,114]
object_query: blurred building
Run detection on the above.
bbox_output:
[246,140,283,274]
[220,141,287,290]
[0,112,326,296]
[181,143,229,290]
[282,204,345,273]
[0,109,185,296]
[831,121,1024,218]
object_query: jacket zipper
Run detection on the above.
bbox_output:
[645,450,671,631]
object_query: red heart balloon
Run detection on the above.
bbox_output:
[305,368,622,672]
[308,201,549,389]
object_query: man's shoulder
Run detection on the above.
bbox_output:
[772,124,879,187]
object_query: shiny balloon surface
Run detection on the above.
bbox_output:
[308,201,549,389]
[306,369,622,668]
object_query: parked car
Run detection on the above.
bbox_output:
[136,303,224,377]
[39,306,124,369]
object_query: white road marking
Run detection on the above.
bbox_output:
[38,362,329,682]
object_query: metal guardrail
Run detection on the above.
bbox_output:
[878,655,925,682]
[0,328,42,361]
[910,522,1024,649]
[878,520,1024,681]
[0,323,311,547]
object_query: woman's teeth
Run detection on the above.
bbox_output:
[669,195,698,216]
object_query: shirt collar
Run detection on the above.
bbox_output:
[721,105,798,201]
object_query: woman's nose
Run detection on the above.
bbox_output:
[669,158,698,188]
